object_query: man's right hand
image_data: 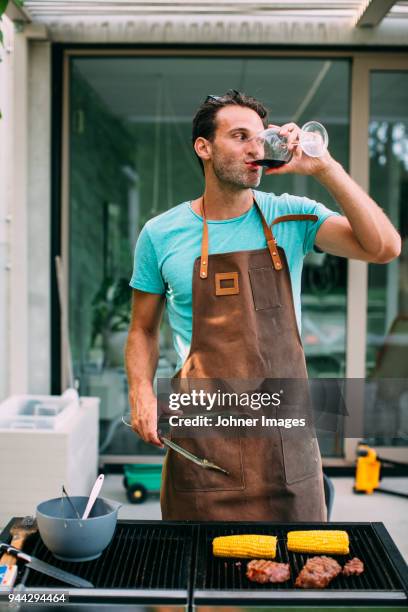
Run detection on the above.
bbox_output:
[129,388,164,448]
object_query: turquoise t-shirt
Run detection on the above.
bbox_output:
[130,190,339,372]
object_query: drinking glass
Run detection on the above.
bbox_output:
[252,121,329,168]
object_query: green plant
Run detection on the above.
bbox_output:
[0,0,8,45]
[0,1,24,118]
[91,277,132,346]
[0,1,24,45]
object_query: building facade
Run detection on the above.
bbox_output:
[1,1,407,464]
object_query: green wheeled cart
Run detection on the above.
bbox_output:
[123,464,162,504]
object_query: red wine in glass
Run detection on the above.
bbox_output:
[253,129,294,168]
[253,158,290,169]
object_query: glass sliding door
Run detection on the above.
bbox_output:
[65,53,350,460]
[365,69,408,450]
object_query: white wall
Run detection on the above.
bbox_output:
[0,17,51,400]
[27,40,51,393]
[0,16,16,401]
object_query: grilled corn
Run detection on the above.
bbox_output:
[212,534,277,559]
[287,530,349,555]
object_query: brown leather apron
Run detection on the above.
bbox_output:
[160,199,326,522]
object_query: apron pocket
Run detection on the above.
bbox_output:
[280,429,321,485]
[249,267,282,310]
[170,434,245,492]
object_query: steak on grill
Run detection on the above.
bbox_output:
[246,560,291,583]
[343,557,364,576]
[295,556,342,589]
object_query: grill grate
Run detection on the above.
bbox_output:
[193,522,408,603]
[1,519,407,606]
[21,522,191,593]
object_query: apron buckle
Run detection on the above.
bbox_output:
[267,239,283,271]
[215,272,239,296]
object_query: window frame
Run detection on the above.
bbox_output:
[58,49,408,465]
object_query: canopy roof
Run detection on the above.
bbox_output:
[7,0,408,44]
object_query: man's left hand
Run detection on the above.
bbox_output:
[264,122,333,177]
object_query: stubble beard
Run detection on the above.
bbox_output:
[212,154,261,190]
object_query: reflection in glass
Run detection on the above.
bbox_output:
[366,72,408,447]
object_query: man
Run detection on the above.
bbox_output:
[125,90,400,521]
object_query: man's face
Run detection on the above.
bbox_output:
[209,105,265,189]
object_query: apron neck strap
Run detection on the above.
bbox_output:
[199,201,210,278]
[255,200,284,272]
[198,196,318,279]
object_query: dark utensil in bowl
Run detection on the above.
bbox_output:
[36,496,121,562]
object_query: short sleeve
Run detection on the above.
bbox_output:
[129,224,165,294]
[300,197,341,256]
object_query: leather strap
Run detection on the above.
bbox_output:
[272,214,318,226]
[257,202,283,271]
[199,198,318,277]
[200,208,209,279]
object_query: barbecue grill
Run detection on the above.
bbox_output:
[0,520,407,609]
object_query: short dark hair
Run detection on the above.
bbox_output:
[192,89,269,174]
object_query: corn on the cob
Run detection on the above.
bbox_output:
[287,530,349,555]
[212,534,277,559]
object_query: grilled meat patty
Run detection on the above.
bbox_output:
[295,555,342,588]
[246,560,291,583]
[343,557,364,576]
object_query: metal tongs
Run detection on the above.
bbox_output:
[159,435,229,475]
[121,415,229,475]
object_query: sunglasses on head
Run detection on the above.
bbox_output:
[205,90,240,103]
